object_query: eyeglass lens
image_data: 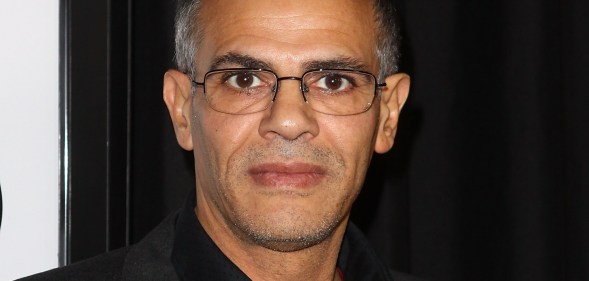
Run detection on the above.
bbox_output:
[202,69,377,115]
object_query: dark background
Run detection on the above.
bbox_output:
[63,0,589,280]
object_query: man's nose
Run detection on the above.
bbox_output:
[258,79,319,141]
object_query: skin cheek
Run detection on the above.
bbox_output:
[191,99,219,196]
[194,101,377,207]
[318,110,379,195]
[192,92,378,217]
[192,98,264,191]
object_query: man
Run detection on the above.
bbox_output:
[21,0,414,280]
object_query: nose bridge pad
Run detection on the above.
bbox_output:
[273,77,308,102]
[301,83,309,102]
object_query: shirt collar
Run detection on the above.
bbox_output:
[171,193,250,280]
[171,190,394,281]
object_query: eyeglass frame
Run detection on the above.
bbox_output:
[189,68,387,115]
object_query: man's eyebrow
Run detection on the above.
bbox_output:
[209,53,272,70]
[209,53,370,73]
[303,57,369,72]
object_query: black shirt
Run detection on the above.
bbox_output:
[171,193,397,281]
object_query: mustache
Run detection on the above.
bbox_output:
[237,139,345,167]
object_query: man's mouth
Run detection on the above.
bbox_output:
[247,163,327,188]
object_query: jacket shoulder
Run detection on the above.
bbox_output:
[17,211,180,281]
[17,247,130,281]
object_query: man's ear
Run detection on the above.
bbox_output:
[374,73,410,154]
[163,69,194,151]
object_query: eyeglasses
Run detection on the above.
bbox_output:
[191,68,386,116]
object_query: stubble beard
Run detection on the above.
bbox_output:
[215,140,354,252]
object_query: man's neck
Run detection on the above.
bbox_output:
[195,200,347,281]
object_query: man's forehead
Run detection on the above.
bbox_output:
[196,0,379,74]
[199,0,376,32]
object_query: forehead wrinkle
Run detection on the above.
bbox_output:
[209,53,274,71]
[214,16,358,42]
[257,15,358,28]
[211,6,371,36]
[253,15,369,38]
[211,31,373,66]
[265,28,353,42]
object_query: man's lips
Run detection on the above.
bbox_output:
[247,163,327,188]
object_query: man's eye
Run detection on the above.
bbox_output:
[315,74,352,92]
[226,72,262,89]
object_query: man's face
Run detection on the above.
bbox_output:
[189,0,383,251]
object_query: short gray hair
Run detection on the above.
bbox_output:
[373,0,401,79]
[174,0,401,80]
[174,0,201,78]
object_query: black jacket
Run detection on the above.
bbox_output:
[19,196,425,281]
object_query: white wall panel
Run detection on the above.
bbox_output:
[0,0,60,279]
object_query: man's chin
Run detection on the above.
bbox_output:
[257,238,327,252]
[242,225,336,253]
[228,209,345,253]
